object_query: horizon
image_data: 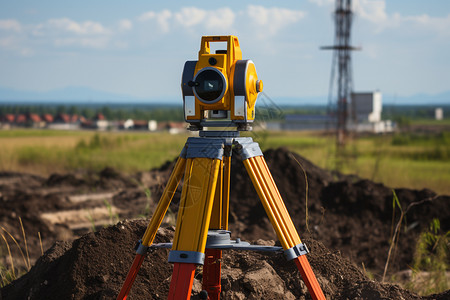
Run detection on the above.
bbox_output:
[1,98,449,108]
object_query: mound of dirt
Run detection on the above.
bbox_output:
[0,167,146,270]
[231,148,449,276]
[1,147,449,298]
[44,167,139,190]
[3,219,447,300]
[149,147,449,276]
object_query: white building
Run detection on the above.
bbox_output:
[351,91,393,133]
[148,120,157,131]
[123,119,134,129]
[352,92,382,123]
[435,108,444,120]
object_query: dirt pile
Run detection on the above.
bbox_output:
[0,168,146,268]
[1,147,449,298]
[231,148,449,275]
[150,147,449,276]
[3,219,448,300]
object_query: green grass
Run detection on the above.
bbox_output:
[409,119,450,126]
[1,218,34,288]
[0,129,88,138]
[254,130,450,195]
[0,130,188,174]
[402,219,450,295]
[0,128,449,195]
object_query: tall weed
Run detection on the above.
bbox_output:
[407,219,450,295]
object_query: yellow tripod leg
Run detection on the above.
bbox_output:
[117,156,186,300]
[243,155,300,248]
[209,159,223,230]
[221,154,231,230]
[141,156,187,245]
[168,157,221,300]
[243,155,325,300]
[202,152,231,300]
[171,157,221,254]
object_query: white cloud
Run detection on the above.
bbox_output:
[353,0,387,24]
[174,7,207,27]
[140,7,235,33]
[0,20,29,55]
[54,37,110,49]
[396,13,450,37]
[137,11,156,22]
[352,0,450,37]
[307,0,334,7]
[118,19,133,32]
[0,5,307,54]
[29,18,112,49]
[0,19,22,32]
[246,5,306,36]
[155,10,173,33]
[46,18,109,35]
[204,8,235,31]
[0,36,15,48]
[138,9,172,33]
[32,18,110,38]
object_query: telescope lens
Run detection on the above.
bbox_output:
[194,69,225,103]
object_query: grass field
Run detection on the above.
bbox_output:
[1,128,449,195]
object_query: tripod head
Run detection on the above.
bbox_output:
[181,35,263,131]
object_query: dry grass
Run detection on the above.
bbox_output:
[0,128,449,194]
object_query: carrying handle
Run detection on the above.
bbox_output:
[199,36,240,56]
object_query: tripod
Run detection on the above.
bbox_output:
[117,131,325,300]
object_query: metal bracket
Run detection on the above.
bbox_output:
[205,230,283,252]
[284,243,309,261]
[234,137,263,160]
[168,250,205,265]
[185,137,225,160]
[199,131,240,138]
[149,230,283,256]
[134,240,150,255]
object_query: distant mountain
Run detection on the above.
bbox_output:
[0,86,147,103]
[0,86,448,105]
[276,91,450,106]
[382,91,450,105]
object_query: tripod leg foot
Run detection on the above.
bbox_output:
[168,263,196,300]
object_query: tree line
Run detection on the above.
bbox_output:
[0,104,185,122]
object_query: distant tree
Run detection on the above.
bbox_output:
[56,105,66,114]
[68,105,79,115]
[115,109,128,120]
[81,108,95,119]
[100,106,113,119]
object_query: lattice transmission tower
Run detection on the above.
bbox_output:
[321,0,360,147]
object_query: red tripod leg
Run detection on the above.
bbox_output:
[293,254,324,300]
[168,263,197,300]
[116,156,187,300]
[202,249,222,300]
[116,254,146,300]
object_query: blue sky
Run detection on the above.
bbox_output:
[0,0,449,103]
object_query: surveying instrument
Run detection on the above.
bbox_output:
[117,35,325,300]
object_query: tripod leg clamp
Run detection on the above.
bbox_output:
[135,240,150,255]
[168,250,205,265]
[234,138,263,160]
[284,243,309,261]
